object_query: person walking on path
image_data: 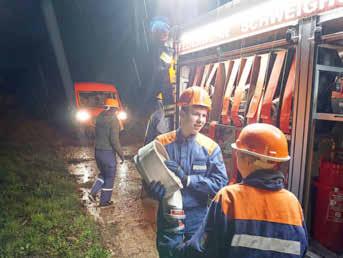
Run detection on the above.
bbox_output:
[89,98,125,207]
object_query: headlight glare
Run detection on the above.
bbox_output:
[76,110,91,122]
[117,111,127,121]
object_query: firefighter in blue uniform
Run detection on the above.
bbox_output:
[146,86,228,257]
[89,98,124,207]
[160,123,308,258]
[147,17,175,106]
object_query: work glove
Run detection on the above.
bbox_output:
[146,180,166,201]
[158,231,184,258]
[164,160,188,187]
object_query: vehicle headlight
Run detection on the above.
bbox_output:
[117,111,127,121]
[76,110,91,122]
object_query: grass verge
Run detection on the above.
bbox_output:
[0,142,110,258]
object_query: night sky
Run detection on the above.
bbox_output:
[0,0,231,121]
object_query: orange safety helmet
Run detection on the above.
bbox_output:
[177,86,212,110]
[231,123,290,162]
[104,98,119,108]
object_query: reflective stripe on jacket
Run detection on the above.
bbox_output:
[174,176,308,258]
[156,129,228,234]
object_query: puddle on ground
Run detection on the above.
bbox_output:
[66,144,158,258]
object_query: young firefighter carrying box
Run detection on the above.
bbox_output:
[145,86,228,258]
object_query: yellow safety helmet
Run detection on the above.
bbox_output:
[177,86,212,110]
[104,98,119,108]
[156,92,163,100]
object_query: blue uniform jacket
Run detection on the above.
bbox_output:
[161,170,308,258]
[156,129,228,234]
[144,107,170,145]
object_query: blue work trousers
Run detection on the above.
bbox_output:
[90,149,116,204]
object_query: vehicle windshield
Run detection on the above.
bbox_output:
[78,91,117,108]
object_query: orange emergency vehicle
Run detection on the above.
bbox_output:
[74,82,127,137]
[174,1,343,256]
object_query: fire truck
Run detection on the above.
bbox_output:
[174,0,343,256]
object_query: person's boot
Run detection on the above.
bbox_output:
[88,192,97,203]
[99,201,113,207]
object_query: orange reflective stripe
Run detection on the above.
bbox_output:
[210,63,226,121]
[231,56,255,127]
[200,64,213,88]
[156,131,177,145]
[195,133,218,156]
[215,185,304,226]
[192,66,204,86]
[221,59,241,124]
[280,53,296,134]
[260,51,286,124]
[247,53,270,124]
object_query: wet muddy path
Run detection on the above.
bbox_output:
[64,144,158,258]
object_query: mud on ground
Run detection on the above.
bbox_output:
[66,144,158,258]
[1,110,158,258]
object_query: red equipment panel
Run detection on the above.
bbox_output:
[260,50,286,124]
[192,66,204,86]
[205,63,219,90]
[210,63,227,121]
[280,54,296,134]
[221,59,241,124]
[231,56,255,127]
[200,64,213,88]
[246,53,270,124]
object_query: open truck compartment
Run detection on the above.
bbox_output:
[174,1,343,256]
